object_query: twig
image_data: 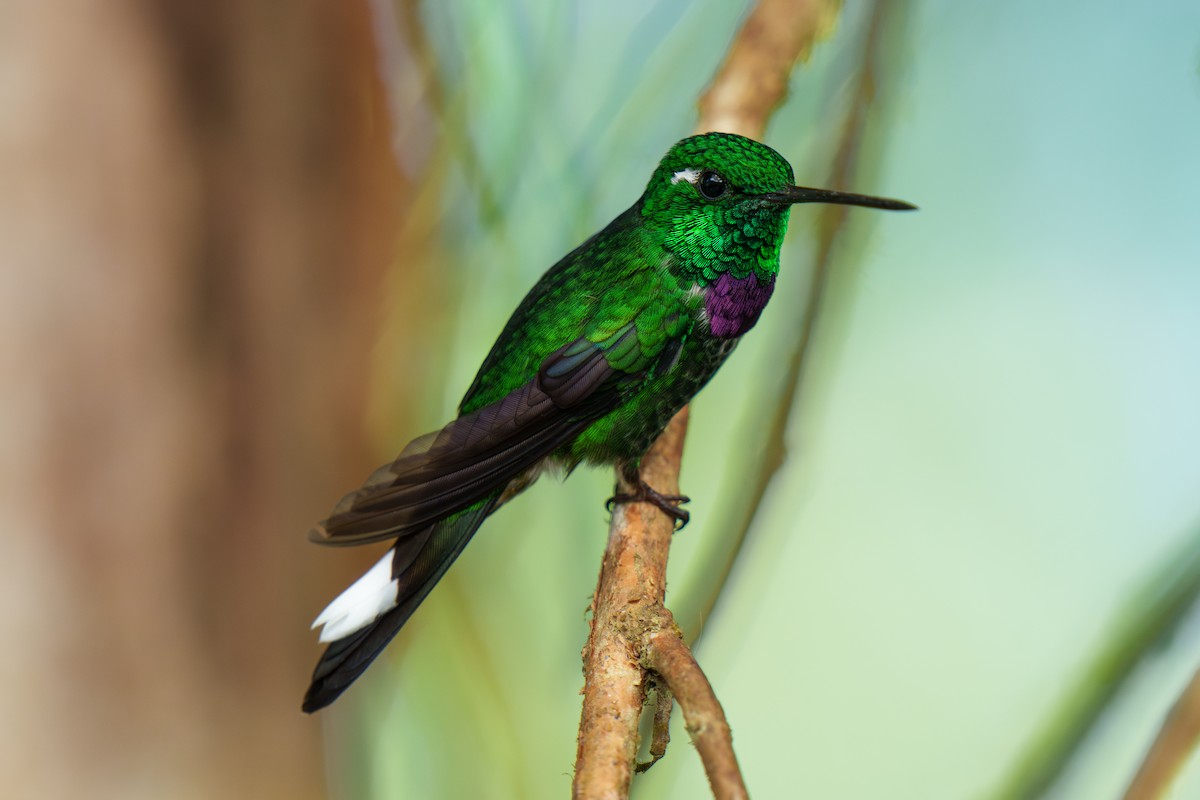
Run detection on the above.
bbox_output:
[572,1,843,797]
[645,628,747,800]
[1124,665,1200,799]
[635,676,674,774]
[987,521,1200,799]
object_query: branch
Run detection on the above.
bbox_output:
[1124,665,1200,800]
[573,410,688,799]
[572,1,842,797]
[645,628,745,799]
[987,520,1200,799]
[635,675,674,773]
[698,0,836,140]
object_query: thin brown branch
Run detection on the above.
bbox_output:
[573,1,843,797]
[635,677,674,774]
[1123,665,1200,800]
[698,0,839,140]
[646,627,748,800]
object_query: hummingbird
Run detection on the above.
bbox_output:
[302,132,914,712]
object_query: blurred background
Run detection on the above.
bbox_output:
[2,0,1199,798]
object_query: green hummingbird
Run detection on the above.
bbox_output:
[302,132,914,712]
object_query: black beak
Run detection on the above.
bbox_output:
[764,185,916,211]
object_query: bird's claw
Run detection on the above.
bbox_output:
[606,481,691,531]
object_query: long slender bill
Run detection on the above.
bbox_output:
[765,185,917,211]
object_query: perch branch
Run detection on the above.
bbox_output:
[572,1,842,797]
[573,411,688,799]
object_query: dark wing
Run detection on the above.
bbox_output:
[309,325,649,546]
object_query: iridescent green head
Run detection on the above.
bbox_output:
[640,132,914,285]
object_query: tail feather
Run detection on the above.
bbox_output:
[302,496,498,713]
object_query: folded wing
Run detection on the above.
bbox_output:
[309,325,647,546]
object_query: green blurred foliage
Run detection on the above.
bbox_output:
[321,0,1200,797]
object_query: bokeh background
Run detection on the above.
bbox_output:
[3,0,1199,798]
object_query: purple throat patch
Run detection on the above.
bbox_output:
[704,272,776,338]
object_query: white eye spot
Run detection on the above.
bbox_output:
[671,168,700,185]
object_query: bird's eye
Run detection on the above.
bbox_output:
[698,170,727,199]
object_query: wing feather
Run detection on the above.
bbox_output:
[310,333,635,546]
[311,258,690,548]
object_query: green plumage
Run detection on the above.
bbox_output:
[461,133,798,465]
[303,132,915,711]
[460,204,721,466]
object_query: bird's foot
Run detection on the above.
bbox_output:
[606,481,691,531]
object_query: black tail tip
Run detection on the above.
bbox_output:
[301,680,341,714]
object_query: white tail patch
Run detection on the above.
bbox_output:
[312,550,398,642]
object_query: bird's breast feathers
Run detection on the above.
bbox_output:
[700,272,776,339]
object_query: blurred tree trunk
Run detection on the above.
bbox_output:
[0,0,407,797]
